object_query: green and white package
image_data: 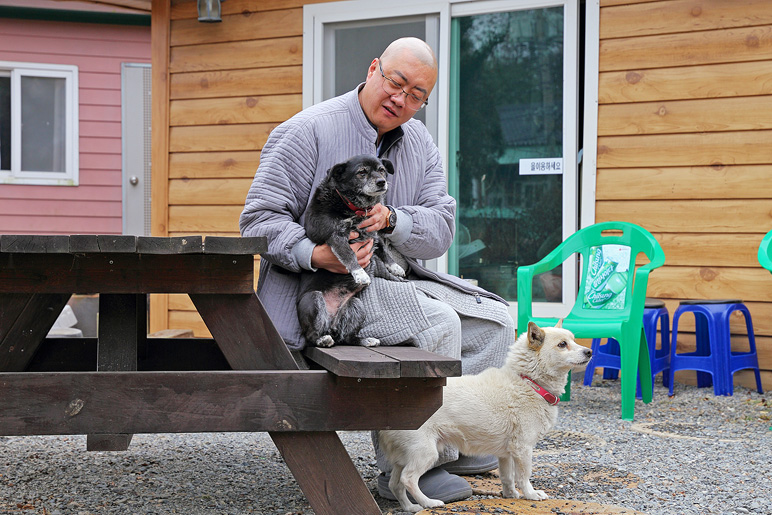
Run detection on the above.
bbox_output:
[583,244,631,310]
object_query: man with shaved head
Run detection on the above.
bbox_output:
[241,37,514,503]
[357,37,438,142]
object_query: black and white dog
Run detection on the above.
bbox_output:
[297,154,406,348]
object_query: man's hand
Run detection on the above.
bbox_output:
[358,203,391,233]
[311,231,374,274]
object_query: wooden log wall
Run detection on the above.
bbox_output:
[594,0,772,389]
[153,0,772,391]
[152,0,329,334]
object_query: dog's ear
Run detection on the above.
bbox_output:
[328,161,349,185]
[555,318,564,329]
[381,158,395,175]
[527,321,545,351]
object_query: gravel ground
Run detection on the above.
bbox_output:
[1,376,770,515]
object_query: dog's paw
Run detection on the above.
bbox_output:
[387,263,406,277]
[351,269,371,285]
[523,489,548,501]
[501,486,521,499]
[315,335,335,348]
[403,504,425,513]
[423,499,444,509]
[360,337,380,347]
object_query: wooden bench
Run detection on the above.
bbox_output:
[0,235,460,515]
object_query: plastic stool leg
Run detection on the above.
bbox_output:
[668,310,680,397]
[660,311,671,388]
[583,338,622,387]
[602,338,621,380]
[583,338,601,386]
[669,305,723,396]
[693,312,715,390]
[724,304,763,395]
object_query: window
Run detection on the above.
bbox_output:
[0,62,79,185]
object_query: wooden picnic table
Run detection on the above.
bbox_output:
[0,234,461,515]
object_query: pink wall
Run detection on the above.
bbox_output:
[0,16,150,235]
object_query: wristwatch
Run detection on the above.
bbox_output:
[382,206,397,234]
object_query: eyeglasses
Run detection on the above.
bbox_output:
[378,60,429,111]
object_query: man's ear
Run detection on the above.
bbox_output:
[527,321,545,351]
[381,158,395,175]
[366,58,379,81]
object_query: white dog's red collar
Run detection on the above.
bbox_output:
[521,375,559,405]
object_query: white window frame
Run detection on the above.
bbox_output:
[581,0,600,229]
[303,0,581,327]
[0,61,79,186]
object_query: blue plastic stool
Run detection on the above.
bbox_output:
[668,299,763,396]
[583,298,671,395]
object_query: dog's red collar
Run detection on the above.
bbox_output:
[336,189,370,217]
[520,375,559,406]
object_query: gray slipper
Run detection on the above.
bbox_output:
[376,467,472,503]
[441,454,498,475]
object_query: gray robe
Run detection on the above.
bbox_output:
[240,85,509,351]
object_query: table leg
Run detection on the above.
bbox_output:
[189,292,296,370]
[87,293,145,451]
[0,293,71,371]
[272,432,382,515]
[191,293,381,515]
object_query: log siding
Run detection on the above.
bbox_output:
[596,0,772,389]
[154,0,329,334]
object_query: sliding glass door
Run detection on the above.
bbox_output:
[448,5,568,307]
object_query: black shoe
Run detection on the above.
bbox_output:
[376,467,472,503]
[440,454,498,475]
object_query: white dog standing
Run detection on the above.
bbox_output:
[378,321,592,512]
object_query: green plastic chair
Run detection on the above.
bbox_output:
[517,221,666,421]
[758,229,772,275]
[758,229,772,431]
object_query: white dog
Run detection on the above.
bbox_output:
[378,321,592,512]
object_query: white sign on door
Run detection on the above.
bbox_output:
[519,158,564,175]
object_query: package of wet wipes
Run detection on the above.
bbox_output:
[583,244,631,310]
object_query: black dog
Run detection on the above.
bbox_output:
[297,154,406,347]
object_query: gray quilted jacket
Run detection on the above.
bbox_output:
[240,86,506,350]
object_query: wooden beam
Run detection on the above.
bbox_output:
[190,292,296,370]
[272,432,382,515]
[304,346,462,379]
[0,293,72,371]
[0,253,255,295]
[88,294,141,450]
[595,199,772,233]
[372,346,462,378]
[304,346,401,378]
[0,370,444,435]
[150,0,171,334]
[26,337,233,372]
